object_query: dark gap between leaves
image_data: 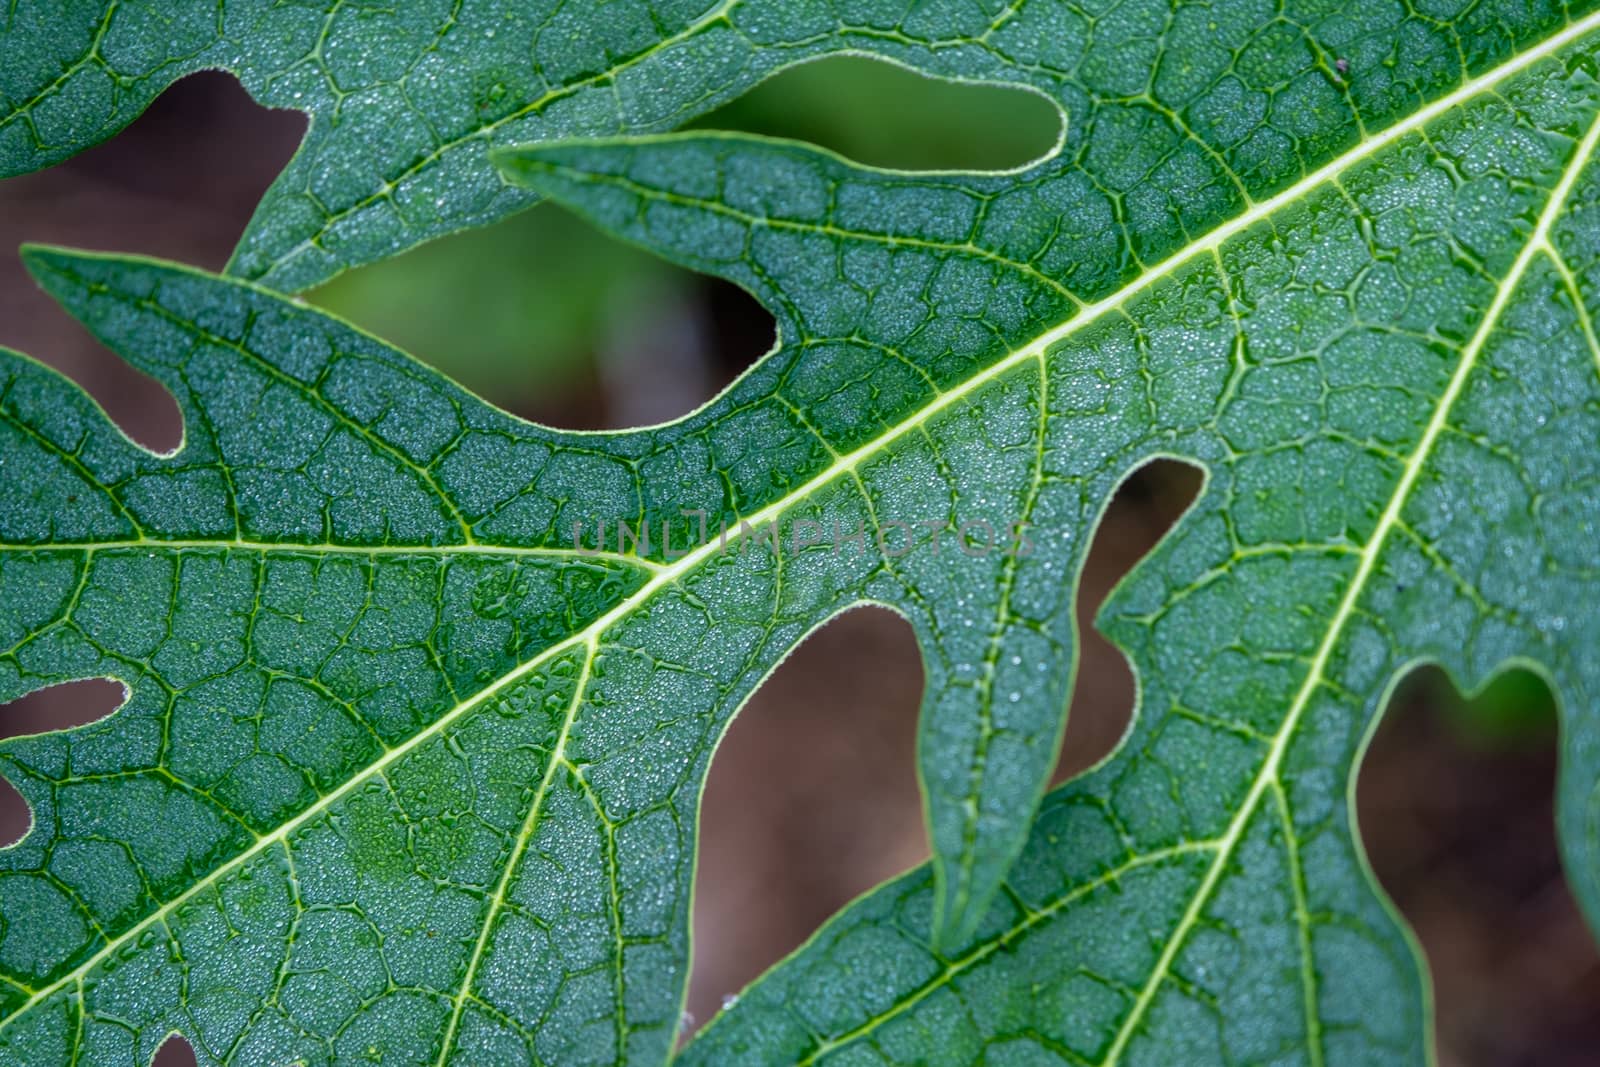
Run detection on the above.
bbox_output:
[687,605,925,1035]
[1054,457,1204,784]
[1357,667,1600,1067]
[0,70,304,456]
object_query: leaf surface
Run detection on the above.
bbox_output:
[3,3,1600,1067]
[668,18,1600,1067]
[1,0,1570,290]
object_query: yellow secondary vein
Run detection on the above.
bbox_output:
[5,8,1600,1033]
[1274,779,1324,1067]
[1544,241,1600,375]
[0,538,664,573]
[1095,102,1600,1067]
[794,842,1219,1067]
[433,639,597,1066]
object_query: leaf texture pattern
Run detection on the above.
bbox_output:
[1,2,1599,1066]
[0,0,1583,289]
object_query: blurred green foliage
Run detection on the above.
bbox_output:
[311,205,675,411]
[1444,668,1559,749]
[690,54,1061,171]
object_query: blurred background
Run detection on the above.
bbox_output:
[0,62,1595,1066]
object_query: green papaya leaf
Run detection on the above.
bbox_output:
[2,0,1576,292]
[0,223,1089,1064]
[3,0,1076,290]
[654,21,1600,1067]
[5,4,1600,1067]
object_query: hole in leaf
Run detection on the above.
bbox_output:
[59,70,306,216]
[0,778,23,852]
[1056,457,1205,782]
[0,70,303,454]
[692,55,1063,172]
[151,1032,197,1067]
[0,678,128,741]
[1357,666,1600,1065]
[688,605,925,1034]
[0,679,128,847]
[310,205,773,432]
